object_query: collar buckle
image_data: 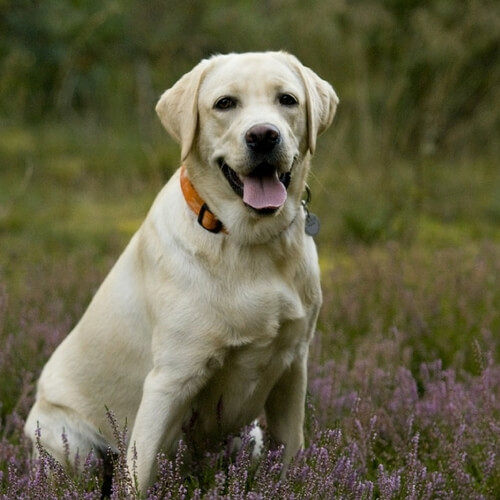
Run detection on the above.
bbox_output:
[198,203,224,233]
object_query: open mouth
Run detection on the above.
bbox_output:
[219,160,291,214]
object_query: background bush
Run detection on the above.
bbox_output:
[1,0,499,161]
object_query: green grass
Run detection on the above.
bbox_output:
[0,121,166,273]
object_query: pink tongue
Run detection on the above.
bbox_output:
[242,172,287,210]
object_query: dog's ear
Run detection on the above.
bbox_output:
[294,60,339,155]
[156,59,211,161]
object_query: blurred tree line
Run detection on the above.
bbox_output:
[1,0,499,164]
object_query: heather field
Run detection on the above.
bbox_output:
[2,236,500,498]
[1,0,500,498]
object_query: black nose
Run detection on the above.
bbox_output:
[245,124,281,154]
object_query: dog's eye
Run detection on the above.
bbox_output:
[214,96,237,110]
[279,94,298,106]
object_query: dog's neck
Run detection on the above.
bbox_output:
[180,165,312,243]
[180,165,227,234]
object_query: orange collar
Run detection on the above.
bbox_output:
[180,166,227,234]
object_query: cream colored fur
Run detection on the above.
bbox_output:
[24,52,338,495]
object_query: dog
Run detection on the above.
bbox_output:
[24,51,338,494]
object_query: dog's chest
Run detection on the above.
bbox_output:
[213,275,305,341]
[188,315,306,439]
[185,270,309,438]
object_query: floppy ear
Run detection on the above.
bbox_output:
[156,58,211,161]
[296,62,339,155]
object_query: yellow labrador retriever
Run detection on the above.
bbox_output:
[25,51,338,493]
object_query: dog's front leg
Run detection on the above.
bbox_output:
[264,347,308,467]
[126,366,207,495]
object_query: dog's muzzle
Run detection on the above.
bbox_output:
[218,123,292,214]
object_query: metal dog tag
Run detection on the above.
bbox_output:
[305,212,320,237]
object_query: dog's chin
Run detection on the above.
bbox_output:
[218,160,291,216]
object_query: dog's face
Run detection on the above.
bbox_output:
[156,52,338,241]
[197,55,307,214]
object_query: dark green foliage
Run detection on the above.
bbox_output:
[1,0,499,160]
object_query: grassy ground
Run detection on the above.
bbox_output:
[1,120,500,498]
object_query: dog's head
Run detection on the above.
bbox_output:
[156,52,338,242]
